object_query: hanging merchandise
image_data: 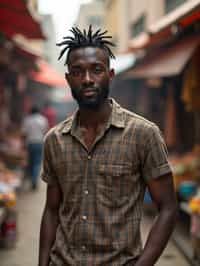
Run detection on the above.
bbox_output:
[181,48,200,112]
[181,48,200,146]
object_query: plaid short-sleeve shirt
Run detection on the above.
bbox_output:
[41,99,172,266]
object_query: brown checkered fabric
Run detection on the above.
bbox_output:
[41,99,172,266]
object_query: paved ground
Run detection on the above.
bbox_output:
[0,180,190,266]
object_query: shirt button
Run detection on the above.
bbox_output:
[84,190,89,195]
[82,215,87,220]
[87,155,91,160]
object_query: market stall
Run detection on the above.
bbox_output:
[170,147,200,264]
[0,128,27,248]
[125,11,200,262]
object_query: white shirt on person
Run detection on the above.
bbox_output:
[22,113,48,144]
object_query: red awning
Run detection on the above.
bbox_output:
[30,60,67,88]
[126,35,200,79]
[0,0,45,39]
[13,45,39,62]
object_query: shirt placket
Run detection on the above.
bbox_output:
[80,151,91,261]
[71,119,111,265]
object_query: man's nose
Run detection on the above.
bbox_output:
[82,70,93,83]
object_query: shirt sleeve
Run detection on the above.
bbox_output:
[141,125,172,181]
[40,133,58,185]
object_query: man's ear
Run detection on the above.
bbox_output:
[65,72,70,83]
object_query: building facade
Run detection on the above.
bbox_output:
[75,1,105,31]
[104,0,129,53]
[104,0,189,52]
[128,0,188,39]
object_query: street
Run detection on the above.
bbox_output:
[0,180,190,266]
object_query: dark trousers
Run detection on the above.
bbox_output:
[28,143,43,186]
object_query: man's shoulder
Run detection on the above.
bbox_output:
[120,106,157,130]
[119,106,163,147]
[37,113,48,124]
[44,115,73,141]
[23,114,33,123]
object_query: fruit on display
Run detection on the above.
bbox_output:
[189,191,200,214]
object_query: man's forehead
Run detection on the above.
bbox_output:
[68,47,108,65]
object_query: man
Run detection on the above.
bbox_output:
[39,26,177,266]
[22,106,48,189]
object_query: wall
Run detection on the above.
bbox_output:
[75,1,105,31]
[105,0,129,53]
[129,0,165,31]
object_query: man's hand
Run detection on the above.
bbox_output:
[135,173,178,266]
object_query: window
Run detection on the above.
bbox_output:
[131,15,146,38]
[165,0,187,14]
[88,16,102,28]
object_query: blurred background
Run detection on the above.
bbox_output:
[0,0,200,265]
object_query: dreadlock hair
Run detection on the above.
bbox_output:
[56,25,115,66]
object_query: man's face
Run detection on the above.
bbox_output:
[65,47,114,109]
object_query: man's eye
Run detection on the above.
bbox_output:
[93,66,103,74]
[71,69,82,76]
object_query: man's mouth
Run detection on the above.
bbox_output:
[82,88,97,97]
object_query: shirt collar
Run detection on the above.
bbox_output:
[61,111,77,134]
[61,98,125,134]
[109,98,126,128]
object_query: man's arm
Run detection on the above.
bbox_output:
[135,172,178,266]
[39,184,62,266]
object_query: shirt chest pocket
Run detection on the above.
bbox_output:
[97,164,133,207]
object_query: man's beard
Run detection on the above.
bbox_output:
[71,86,109,110]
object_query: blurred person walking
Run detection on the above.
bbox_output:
[22,106,48,190]
[39,26,177,266]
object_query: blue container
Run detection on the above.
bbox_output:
[178,181,197,200]
[144,189,152,204]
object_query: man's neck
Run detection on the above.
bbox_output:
[79,99,112,129]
